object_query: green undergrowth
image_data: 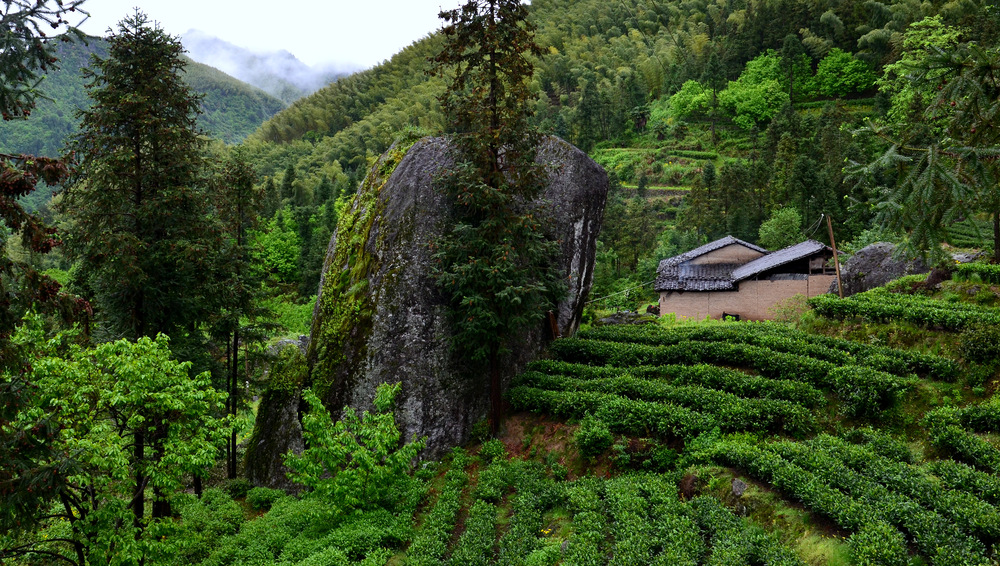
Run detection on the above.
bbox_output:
[507,308,1000,564]
[170,278,1000,565]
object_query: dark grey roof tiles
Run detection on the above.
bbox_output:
[658,236,767,268]
[655,237,832,292]
[731,239,830,281]
[654,236,767,291]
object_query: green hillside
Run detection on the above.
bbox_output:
[242,0,999,309]
[0,35,285,157]
[125,273,1000,565]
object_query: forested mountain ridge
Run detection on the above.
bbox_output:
[243,0,1000,309]
[0,34,287,158]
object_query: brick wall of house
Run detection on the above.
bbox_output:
[659,274,837,321]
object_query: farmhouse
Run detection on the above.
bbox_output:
[655,236,837,320]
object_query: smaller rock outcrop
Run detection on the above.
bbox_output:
[831,243,929,296]
[244,344,308,491]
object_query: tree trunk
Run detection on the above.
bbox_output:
[488,347,502,436]
[151,418,171,518]
[228,328,239,479]
[132,428,144,528]
[994,209,999,264]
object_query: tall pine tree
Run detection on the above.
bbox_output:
[60,10,217,522]
[431,0,563,434]
[63,10,214,344]
[208,147,274,480]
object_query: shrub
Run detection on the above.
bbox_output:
[285,383,426,514]
[479,438,507,464]
[959,323,1000,364]
[576,414,613,458]
[848,522,908,566]
[224,478,252,499]
[831,366,913,419]
[246,487,287,511]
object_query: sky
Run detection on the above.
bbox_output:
[75,0,463,69]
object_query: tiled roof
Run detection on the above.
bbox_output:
[731,239,831,281]
[655,237,833,292]
[658,236,767,269]
[654,236,768,292]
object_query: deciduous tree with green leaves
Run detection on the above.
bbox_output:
[285,383,425,513]
[431,0,564,434]
[1,319,228,566]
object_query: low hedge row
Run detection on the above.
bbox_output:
[405,449,470,566]
[605,474,703,565]
[582,323,853,365]
[549,339,837,387]
[955,262,1000,284]
[446,500,497,566]
[515,372,816,436]
[704,438,874,531]
[507,386,715,441]
[765,439,989,566]
[527,360,826,408]
[543,340,910,417]
[924,414,1000,473]
[808,436,1000,543]
[564,478,608,566]
[927,459,1000,506]
[496,467,562,566]
[579,321,959,380]
[830,366,915,418]
[809,287,1000,331]
[705,437,989,565]
[690,496,805,566]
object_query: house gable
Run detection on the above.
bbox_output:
[690,244,768,266]
[654,236,768,292]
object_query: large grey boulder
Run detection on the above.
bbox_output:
[831,242,930,296]
[257,136,606,462]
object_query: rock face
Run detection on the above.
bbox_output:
[831,242,929,296]
[290,135,608,459]
[244,344,308,491]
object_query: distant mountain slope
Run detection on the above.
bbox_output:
[182,57,288,144]
[0,35,287,157]
[182,30,354,104]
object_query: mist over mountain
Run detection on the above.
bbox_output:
[182,30,357,104]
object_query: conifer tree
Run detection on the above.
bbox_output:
[208,148,274,479]
[61,10,216,521]
[280,164,297,201]
[63,10,213,345]
[316,174,333,203]
[852,19,1000,262]
[432,0,563,434]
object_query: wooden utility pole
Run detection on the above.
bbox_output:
[826,215,844,298]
